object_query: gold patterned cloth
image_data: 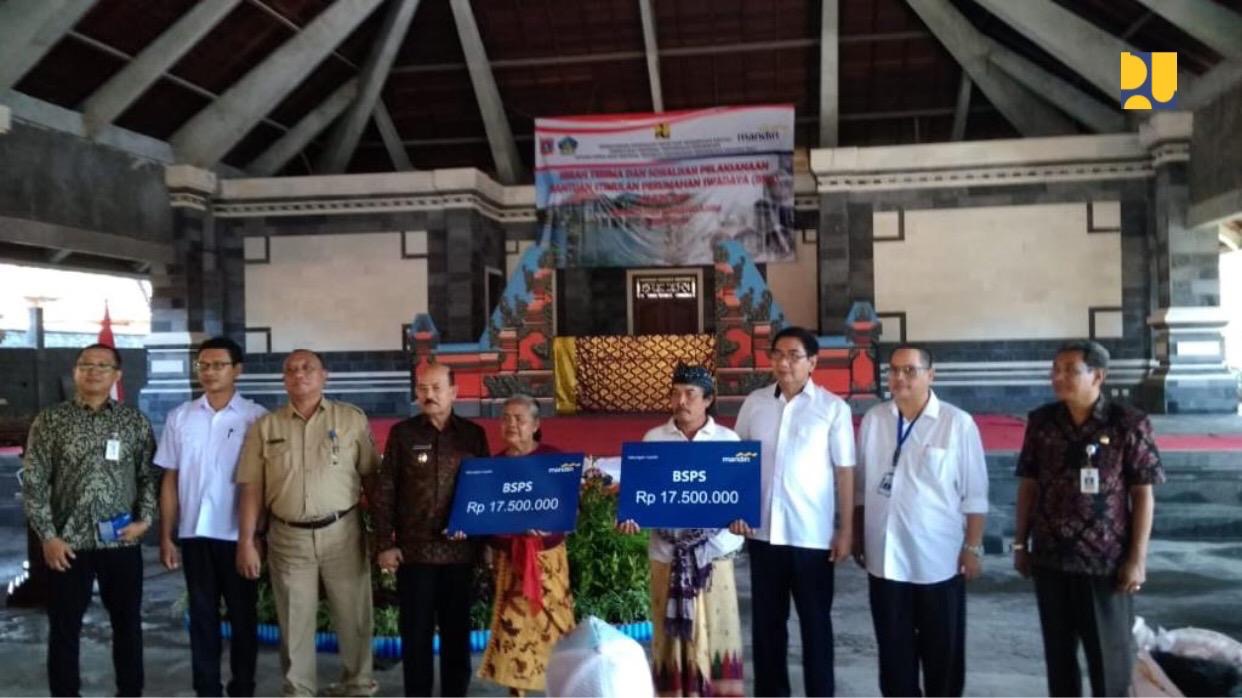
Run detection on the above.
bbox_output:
[478,541,576,692]
[570,334,716,413]
[650,558,745,697]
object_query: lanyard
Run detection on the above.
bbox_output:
[891,412,920,469]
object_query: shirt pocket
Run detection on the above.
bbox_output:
[328,428,359,467]
[262,441,292,471]
[793,415,831,448]
[919,446,954,490]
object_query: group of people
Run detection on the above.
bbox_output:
[20,326,1164,697]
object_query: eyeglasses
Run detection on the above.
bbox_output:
[75,362,118,373]
[195,361,235,372]
[888,365,928,378]
[770,350,808,364]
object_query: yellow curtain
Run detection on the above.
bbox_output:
[553,336,579,415]
[575,334,715,413]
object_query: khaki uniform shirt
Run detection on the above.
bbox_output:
[236,399,378,523]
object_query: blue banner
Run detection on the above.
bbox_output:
[617,441,761,528]
[446,453,585,535]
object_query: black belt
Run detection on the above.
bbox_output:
[275,506,355,530]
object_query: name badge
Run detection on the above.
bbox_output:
[877,471,894,497]
[105,439,122,462]
[1080,467,1100,494]
[98,512,132,542]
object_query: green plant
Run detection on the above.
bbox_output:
[242,470,655,638]
[256,574,277,625]
[470,563,495,630]
[566,467,651,624]
[374,605,400,637]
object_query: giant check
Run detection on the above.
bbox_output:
[617,441,761,528]
[446,453,584,535]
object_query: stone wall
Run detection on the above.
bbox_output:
[233,350,412,417]
[812,129,1235,414]
[139,170,535,424]
[0,348,147,418]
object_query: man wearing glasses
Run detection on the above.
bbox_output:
[235,349,380,697]
[155,336,267,696]
[732,326,855,697]
[21,343,158,696]
[853,344,988,696]
[1014,340,1163,696]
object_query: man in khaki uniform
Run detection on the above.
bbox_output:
[235,349,379,697]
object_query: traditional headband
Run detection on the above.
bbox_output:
[672,363,714,394]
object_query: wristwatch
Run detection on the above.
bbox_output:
[962,543,984,557]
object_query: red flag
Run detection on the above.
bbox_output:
[97,302,123,402]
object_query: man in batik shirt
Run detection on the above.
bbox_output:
[1013,340,1164,697]
[22,343,159,697]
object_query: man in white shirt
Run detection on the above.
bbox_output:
[156,337,268,697]
[622,363,746,696]
[732,326,856,697]
[854,344,988,697]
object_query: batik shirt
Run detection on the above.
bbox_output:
[367,413,489,565]
[1015,398,1164,576]
[22,398,158,550]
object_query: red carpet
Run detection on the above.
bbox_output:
[369,414,1242,456]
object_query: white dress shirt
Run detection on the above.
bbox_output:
[734,380,856,550]
[857,390,989,584]
[641,417,745,565]
[154,392,268,541]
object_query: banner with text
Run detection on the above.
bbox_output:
[535,105,796,267]
[617,440,761,529]
[446,453,585,535]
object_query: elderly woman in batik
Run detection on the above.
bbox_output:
[478,394,576,696]
[619,364,745,697]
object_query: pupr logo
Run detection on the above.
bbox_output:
[1120,51,1177,110]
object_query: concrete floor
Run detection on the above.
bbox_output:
[2,532,1241,697]
[2,413,1240,696]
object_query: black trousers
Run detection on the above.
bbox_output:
[397,562,474,697]
[182,538,259,697]
[749,540,836,697]
[868,574,966,697]
[47,545,144,697]
[1033,568,1134,697]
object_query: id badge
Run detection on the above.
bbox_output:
[413,443,431,464]
[97,512,132,542]
[877,471,894,497]
[105,439,122,462]
[1080,467,1100,494]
